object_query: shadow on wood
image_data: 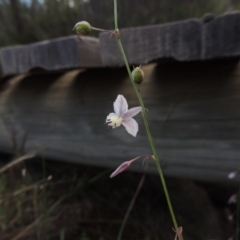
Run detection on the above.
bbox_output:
[0,59,240,183]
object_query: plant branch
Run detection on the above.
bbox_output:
[113,0,182,238]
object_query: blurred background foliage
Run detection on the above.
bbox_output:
[0,0,240,46]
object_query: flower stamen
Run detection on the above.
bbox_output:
[106,115,123,129]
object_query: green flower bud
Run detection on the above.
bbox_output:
[132,66,144,84]
[73,21,92,35]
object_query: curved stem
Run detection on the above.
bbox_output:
[91,27,113,34]
[113,0,182,238]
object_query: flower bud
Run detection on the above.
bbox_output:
[228,171,237,179]
[110,161,131,178]
[110,155,149,178]
[73,21,92,35]
[228,194,237,204]
[132,66,144,84]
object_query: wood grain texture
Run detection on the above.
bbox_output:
[0,36,102,76]
[0,60,240,182]
[100,12,240,66]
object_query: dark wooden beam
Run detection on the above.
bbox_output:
[100,12,240,66]
[0,36,103,76]
[0,60,239,182]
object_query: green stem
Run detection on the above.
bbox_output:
[91,27,113,34]
[114,0,118,31]
[113,0,182,238]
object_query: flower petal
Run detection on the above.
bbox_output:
[114,95,128,116]
[106,112,117,121]
[123,107,142,119]
[122,118,138,137]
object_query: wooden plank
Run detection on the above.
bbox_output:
[0,36,103,76]
[0,60,240,182]
[203,12,240,59]
[100,12,240,66]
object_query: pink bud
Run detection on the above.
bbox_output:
[110,161,131,178]
[228,194,237,204]
[228,171,237,179]
[110,155,151,178]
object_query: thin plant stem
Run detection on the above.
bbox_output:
[113,0,182,237]
[117,173,146,240]
[12,215,44,240]
[91,27,113,34]
[60,229,65,240]
[0,154,35,174]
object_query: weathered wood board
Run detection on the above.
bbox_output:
[100,12,240,66]
[1,11,240,76]
[0,60,240,183]
[0,36,102,76]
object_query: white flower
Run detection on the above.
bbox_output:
[106,95,142,137]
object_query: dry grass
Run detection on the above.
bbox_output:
[0,155,234,240]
